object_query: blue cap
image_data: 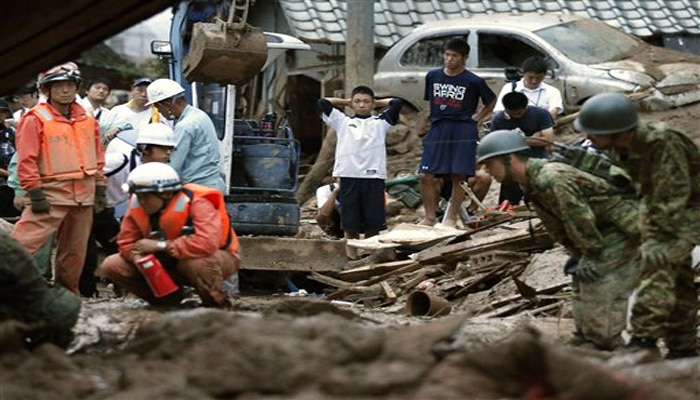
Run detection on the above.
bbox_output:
[132,77,153,87]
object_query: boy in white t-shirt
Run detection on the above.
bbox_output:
[318,86,402,259]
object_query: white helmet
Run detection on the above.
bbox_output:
[126,162,182,194]
[136,123,176,147]
[145,78,185,106]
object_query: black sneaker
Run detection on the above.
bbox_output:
[625,337,661,361]
[627,337,657,349]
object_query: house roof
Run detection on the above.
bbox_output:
[278,0,700,48]
[0,0,176,96]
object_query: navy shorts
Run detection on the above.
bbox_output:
[419,119,477,176]
[338,177,386,234]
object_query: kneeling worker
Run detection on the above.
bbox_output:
[98,162,240,307]
[476,130,641,350]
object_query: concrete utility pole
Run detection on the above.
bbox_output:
[344,0,374,96]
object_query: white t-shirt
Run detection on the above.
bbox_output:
[315,182,340,209]
[101,103,154,132]
[104,150,139,207]
[323,108,391,179]
[494,80,563,114]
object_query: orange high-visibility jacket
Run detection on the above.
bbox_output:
[128,183,239,255]
[28,103,99,180]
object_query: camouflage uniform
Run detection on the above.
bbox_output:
[523,159,641,349]
[0,232,80,348]
[610,121,700,354]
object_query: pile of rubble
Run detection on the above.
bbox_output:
[301,204,576,322]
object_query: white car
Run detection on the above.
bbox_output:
[374,13,700,113]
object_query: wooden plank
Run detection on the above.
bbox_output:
[354,261,423,287]
[527,301,564,316]
[308,271,354,289]
[380,281,397,301]
[449,263,509,299]
[417,229,553,265]
[338,259,414,281]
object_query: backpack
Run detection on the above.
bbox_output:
[548,141,636,195]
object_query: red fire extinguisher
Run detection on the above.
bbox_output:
[135,254,179,298]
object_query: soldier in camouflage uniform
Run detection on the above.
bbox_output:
[575,92,699,359]
[0,232,80,349]
[477,129,641,350]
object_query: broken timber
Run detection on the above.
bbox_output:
[416,228,553,265]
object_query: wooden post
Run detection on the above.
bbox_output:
[345,0,374,94]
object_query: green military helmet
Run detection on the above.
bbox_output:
[573,92,639,135]
[477,129,530,163]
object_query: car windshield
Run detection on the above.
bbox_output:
[535,20,641,64]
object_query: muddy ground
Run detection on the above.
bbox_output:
[1,103,699,399]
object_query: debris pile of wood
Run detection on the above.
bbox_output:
[309,211,576,319]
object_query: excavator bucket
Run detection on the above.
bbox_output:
[182,20,268,86]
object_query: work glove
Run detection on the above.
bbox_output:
[94,185,108,214]
[28,188,50,214]
[563,254,579,275]
[575,263,600,282]
[639,240,668,269]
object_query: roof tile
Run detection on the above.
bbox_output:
[638,1,662,11]
[620,9,643,20]
[616,1,636,11]
[566,1,588,11]
[283,0,307,12]
[517,3,538,12]
[413,0,435,14]
[463,1,487,13]
[490,1,513,13]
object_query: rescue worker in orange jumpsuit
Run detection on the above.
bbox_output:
[12,62,107,294]
[97,162,240,307]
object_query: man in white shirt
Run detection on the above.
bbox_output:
[101,77,168,146]
[494,56,563,121]
[79,77,112,126]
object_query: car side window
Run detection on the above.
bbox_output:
[478,33,546,69]
[400,34,469,67]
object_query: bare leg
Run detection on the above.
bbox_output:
[419,173,439,226]
[344,231,360,260]
[443,173,467,227]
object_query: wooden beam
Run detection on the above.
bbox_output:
[416,229,552,265]
[0,0,177,94]
[380,281,397,301]
[338,259,414,282]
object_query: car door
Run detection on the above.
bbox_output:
[474,29,564,103]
